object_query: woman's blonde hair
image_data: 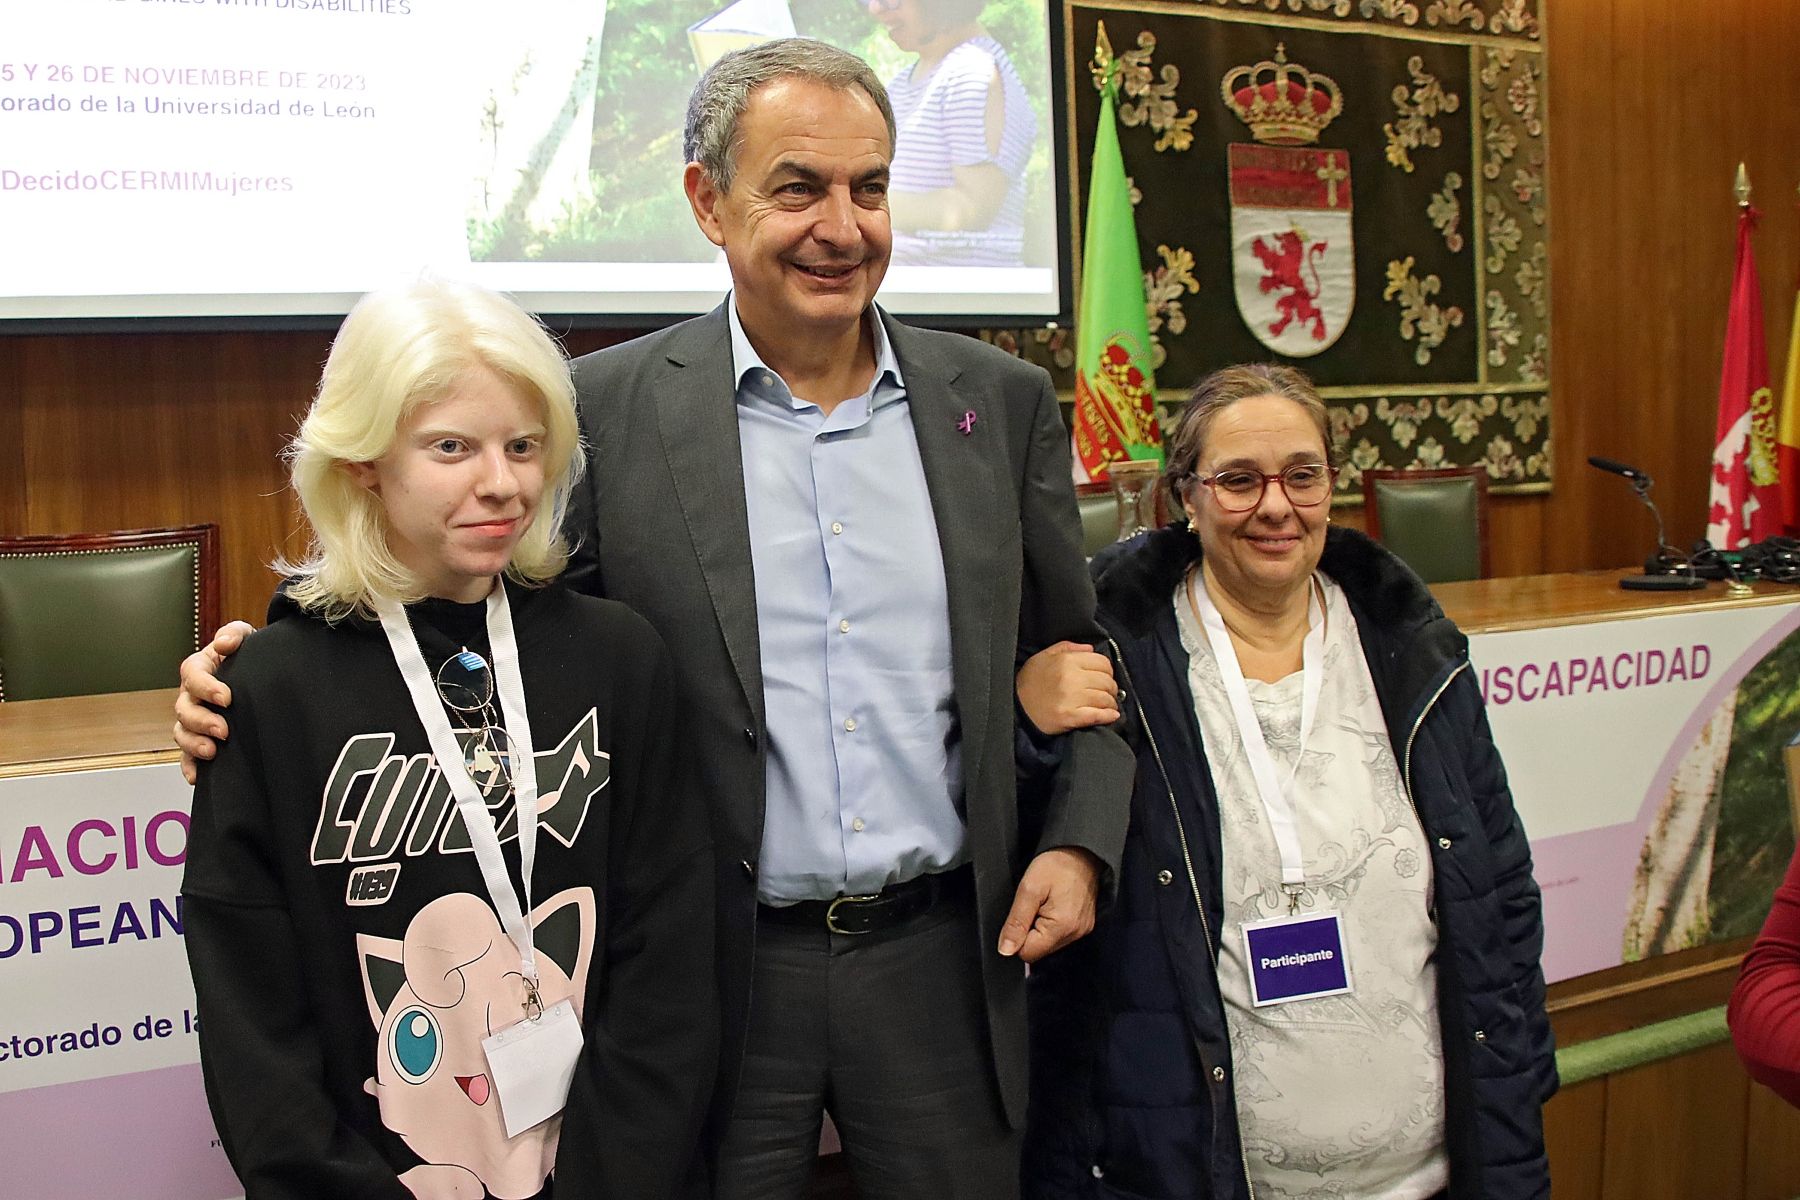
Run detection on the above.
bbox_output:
[280,279,582,620]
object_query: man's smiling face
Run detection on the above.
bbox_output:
[687,76,893,350]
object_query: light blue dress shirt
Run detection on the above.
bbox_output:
[729,303,967,904]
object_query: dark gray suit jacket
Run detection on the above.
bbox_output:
[563,303,1133,1126]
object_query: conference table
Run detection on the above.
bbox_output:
[0,686,178,779]
[3,570,1799,1198]
[1435,568,1800,633]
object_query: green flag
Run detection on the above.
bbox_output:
[1072,22,1163,483]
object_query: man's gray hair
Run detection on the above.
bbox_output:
[684,38,897,192]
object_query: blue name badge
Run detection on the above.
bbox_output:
[1242,911,1353,1007]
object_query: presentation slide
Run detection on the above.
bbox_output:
[0,0,1063,324]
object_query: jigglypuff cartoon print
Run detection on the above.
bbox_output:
[358,889,596,1200]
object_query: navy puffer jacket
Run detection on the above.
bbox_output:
[1023,524,1557,1200]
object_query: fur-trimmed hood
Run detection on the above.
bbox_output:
[1092,522,1441,634]
[1091,521,1469,720]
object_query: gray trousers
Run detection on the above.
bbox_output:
[714,898,1020,1200]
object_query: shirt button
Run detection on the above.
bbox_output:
[838,619,851,634]
[831,521,844,535]
[1473,1030,1487,1043]
[844,717,857,732]
[1090,1165,1104,1179]
[759,371,775,388]
[1157,869,1173,886]
[852,817,865,832]
[1211,1066,1226,1082]
[1437,837,1453,850]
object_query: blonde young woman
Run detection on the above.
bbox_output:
[182,281,715,1200]
[1020,365,1556,1200]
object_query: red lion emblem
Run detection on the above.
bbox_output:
[1251,230,1328,341]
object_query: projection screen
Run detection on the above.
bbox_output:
[0,0,1068,326]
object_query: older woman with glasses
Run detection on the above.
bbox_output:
[1018,364,1556,1199]
[181,280,715,1199]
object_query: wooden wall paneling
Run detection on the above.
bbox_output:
[1486,493,1546,581]
[1642,0,1721,561]
[1599,1041,1749,1200]
[1544,1077,1607,1200]
[1545,0,1713,570]
[1539,0,1800,577]
[0,319,643,631]
[211,328,327,622]
[14,330,325,624]
[1746,1083,1800,1200]
[0,336,24,534]
[1575,0,1663,572]
[1540,0,1617,574]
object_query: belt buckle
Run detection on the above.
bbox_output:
[825,892,883,935]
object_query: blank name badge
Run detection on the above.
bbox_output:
[482,998,584,1139]
[1242,911,1353,1007]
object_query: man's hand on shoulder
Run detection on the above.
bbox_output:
[997,845,1101,964]
[174,620,256,784]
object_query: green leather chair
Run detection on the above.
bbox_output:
[1361,467,1490,584]
[0,524,220,701]
[1074,479,1175,558]
[1075,482,1120,558]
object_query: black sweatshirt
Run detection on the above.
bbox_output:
[184,580,716,1200]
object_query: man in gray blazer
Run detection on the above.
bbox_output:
[176,37,1130,1200]
[564,40,1130,1197]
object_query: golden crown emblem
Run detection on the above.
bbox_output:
[1220,44,1343,146]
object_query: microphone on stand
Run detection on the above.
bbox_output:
[1585,456,1706,590]
[1587,456,1649,483]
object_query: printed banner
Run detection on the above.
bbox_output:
[1473,599,1800,982]
[0,762,242,1200]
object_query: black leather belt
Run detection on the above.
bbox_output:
[758,864,973,936]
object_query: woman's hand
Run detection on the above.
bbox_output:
[1016,641,1120,735]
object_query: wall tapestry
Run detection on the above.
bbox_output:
[987,0,1551,497]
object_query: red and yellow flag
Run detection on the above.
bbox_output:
[1706,205,1779,549]
[1778,228,1800,536]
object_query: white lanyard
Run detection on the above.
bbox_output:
[1189,570,1325,907]
[375,586,544,1013]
